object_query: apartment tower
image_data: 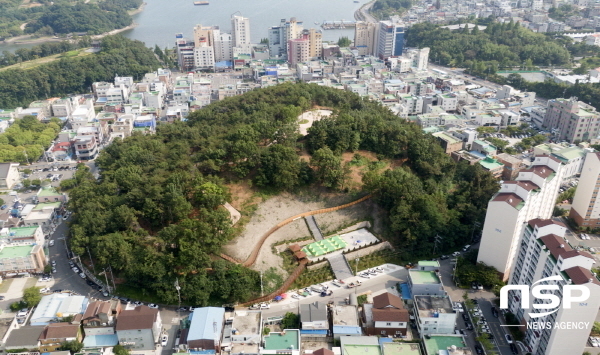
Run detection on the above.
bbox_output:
[231,15,251,49]
[477,155,564,280]
[354,21,378,56]
[569,152,600,227]
[508,219,600,355]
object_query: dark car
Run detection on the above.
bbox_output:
[471,299,479,304]
[510,343,518,354]
[0,205,6,210]
[465,322,473,330]
[491,306,499,318]
[462,313,469,321]
[474,345,484,355]
[439,255,449,260]
[471,281,477,289]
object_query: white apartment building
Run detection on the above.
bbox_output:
[194,46,216,70]
[231,15,251,48]
[404,47,430,71]
[543,97,600,143]
[213,29,233,62]
[508,219,600,355]
[570,152,600,228]
[477,155,564,280]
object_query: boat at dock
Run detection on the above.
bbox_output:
[194,1,209,5]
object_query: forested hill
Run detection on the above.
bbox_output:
[0,35,160,108]
[0,0,142,39]
[405,22,571,69]
[66,83,499,305]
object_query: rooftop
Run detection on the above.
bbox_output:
[409,270,440,284]
[263,330,299,351]
[423,335,469,355]
[37,187,61,197]
[432,132,461,144]
[381,342,421,355]
[331,305,359,326]
[188,307,225,341]
[415,295,454,314]
[231,310,261,336]
[116,306,158,331]
[341,337,381,355]
[9,226,38,237]
[492,193,524,210]
[418,260,440,268]
[0,245,34,259]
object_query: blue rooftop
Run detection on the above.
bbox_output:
[400,283,412,300]
[333,326,361,335]
[83,334,118,347]
[188,307,225,342]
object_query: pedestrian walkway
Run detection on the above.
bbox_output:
[305,215,324,241]
[327,253,354,280]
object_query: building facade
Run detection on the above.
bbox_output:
[376,21,404,59]
[477,155,564,280]
[507,219,600,355]
[354,21,378,56]
[543,97,600,143]
[569,152,600,227]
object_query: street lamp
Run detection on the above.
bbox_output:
[175,278,181,317]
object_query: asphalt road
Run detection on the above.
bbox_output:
[258,264,406,318]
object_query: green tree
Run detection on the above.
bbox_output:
[255,145,302,190]
[113,345,130,355]
[22,286,41,307]
[310,147,347,189]
[61,340,84,354]
[337,36,352,47]
[281,312,299,329]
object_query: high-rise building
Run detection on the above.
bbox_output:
[305,28,322,59]
[213,29,233,62]
[507,218,600,355]
[354,21,378,56]
[287,35,310,66]
[175,35,195,72]
[376,20,404,59]
[543,97,600,143]
[477,155,564,280]
[268,18,304,59]
[231,15,251,48]
[192,24,216,70]
[569,152,600,227]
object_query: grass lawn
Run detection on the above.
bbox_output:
[24,277,38,289]
[291,264,335,290]
[0,279,14,293]
[348,248,404,274]
[115,284,162,304]
[0,49,92,72]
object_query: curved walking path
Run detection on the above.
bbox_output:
[220,194,373,267]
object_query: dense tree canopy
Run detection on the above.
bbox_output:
[0,116,61,163]
[0,0,141,39]
[0,35,160,108]
[406,22,571,72]
[68,83,499,303]
[371,0,414,20]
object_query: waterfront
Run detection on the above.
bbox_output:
[0,0,360,52]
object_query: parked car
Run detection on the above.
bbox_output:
[259,303,270,309]
[452,251,461,257]
[161,335,168,347]
[39,287,50,294]
[510,343,518,354]
[49,240,54,247]
[0,205,7,210]
[477,282,483,290]
[148,303,159,309]
[505,334,513,344]
[471,281,478,290]
[491,307,498,318]
[79,272,86,279]
[16,309,28,318]
[463,244,471,252]
[133,301,144,306]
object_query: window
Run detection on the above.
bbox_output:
[386,322,392,326]
[381,331,386,335]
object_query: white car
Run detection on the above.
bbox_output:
[79,272,86,279]
[161,335,168,347]
[505,334,513,344]
[259,303,270,309]
[148,303,159,309]
[48,240,54,247]
[452,251,461,257]
[16,309,28,318]
[39,287,50,294]
[291,293,301,299]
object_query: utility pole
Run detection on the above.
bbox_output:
[86,246,96,274]
[175,278,181,317]
[355,257,360,275]
[102,268,111,294]
[433,234,442,255]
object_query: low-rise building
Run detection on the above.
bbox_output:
[261,329,300,355]
[423,335,471,355]
[73,135,98,160]
[362,293,409,337]
[0,244,46,276]
[39,322,82,352]
[35,187,68,203]
[432,132,463,154]
[300,302,328,338]
[0,163,20,190]
[497,153,524,181]
[0,226,44,246]
[183,307,224,353]
[332,305,361,339]
[478,156,505,178]
[82,300,120,348]
[31,294,88,326]
[116,305,162,351]
[408,270,444,296]
[414,295,456,336]
[4,326,45,350]
[221,310,261,355]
